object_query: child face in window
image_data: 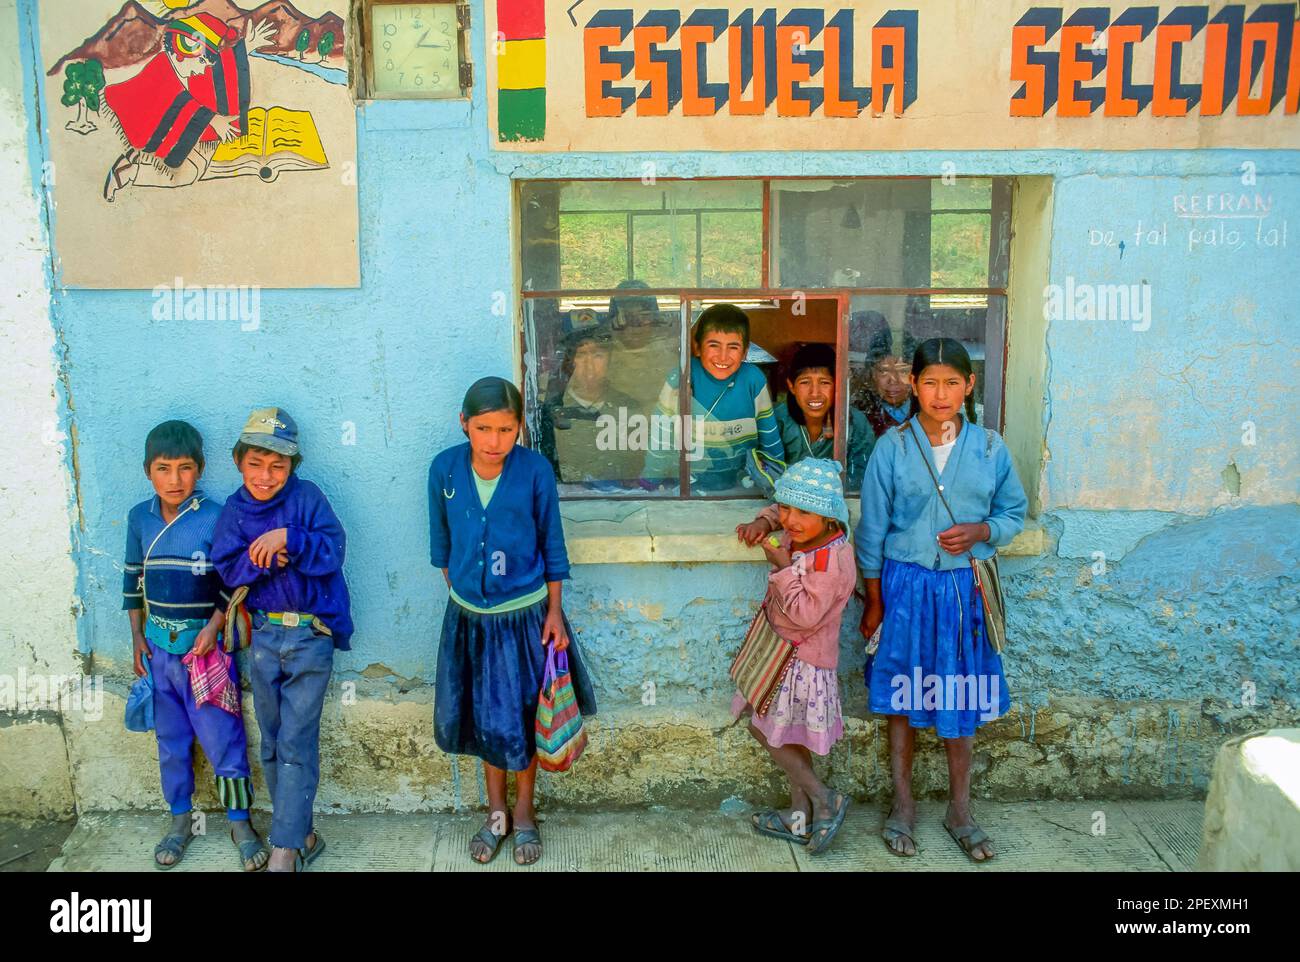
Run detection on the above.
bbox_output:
[872,356,912,407]
[238,448,291,502]
[788,367,835,424]
[568,341,611,401]
[911,363,975,425]
[461,410,521,466]
[777,504,831,549]
[148,456,200,512]
[696,328,745,381]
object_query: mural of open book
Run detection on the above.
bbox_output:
[207,105,328,182]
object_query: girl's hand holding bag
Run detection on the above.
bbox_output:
[535,644,588,772]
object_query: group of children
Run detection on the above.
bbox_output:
[124,303,1026,869]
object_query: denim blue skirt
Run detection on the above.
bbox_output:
[435,597,597,772]
[866,559,1009,738]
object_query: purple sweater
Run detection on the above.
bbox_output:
[211,475,354,650]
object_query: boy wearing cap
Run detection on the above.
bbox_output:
[211,407,353,873]
[125,419,267,871]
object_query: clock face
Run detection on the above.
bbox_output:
[370,3,459,97]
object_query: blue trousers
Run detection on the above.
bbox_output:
[148,641,253,818]
[248,616,334,850]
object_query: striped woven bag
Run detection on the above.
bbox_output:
[729,603,796,716]
[535,646,588,772]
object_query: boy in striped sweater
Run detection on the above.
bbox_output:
[643,303,784,493]
[124,420,266,871]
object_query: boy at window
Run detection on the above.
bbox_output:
[539,324,640,489]
[643,303,784,493]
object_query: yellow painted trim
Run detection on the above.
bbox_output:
[498,39,546,91]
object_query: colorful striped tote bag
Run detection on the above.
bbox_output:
[535,646,588,772]
[729,603,796,716]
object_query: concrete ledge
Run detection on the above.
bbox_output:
[1197,728,1300,871]
[49,688,1289,815]
[562,498,1047,565]
[0,716,76,819]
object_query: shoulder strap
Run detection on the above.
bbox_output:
[905,420,958,527]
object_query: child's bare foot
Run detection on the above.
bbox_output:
[230,821,269,871]
[154,812,194,868]
[266,845,297,872]
[469,810,510,864]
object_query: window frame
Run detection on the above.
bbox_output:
[517,176,1012,502]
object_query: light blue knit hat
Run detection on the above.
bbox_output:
[773,458,848,527]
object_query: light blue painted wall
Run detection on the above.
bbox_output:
[19,2,1299,721]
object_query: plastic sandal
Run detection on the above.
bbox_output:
[807,791,850,856]
[153,832,191,870]
[512,827,542,866]
[299,832,327,868]
[750,810,809,844]
[945,821,995,862]
[469,821,509,865]
[881,816,918,857]
[231,827,269,872]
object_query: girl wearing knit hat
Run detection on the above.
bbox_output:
[733,458,855,855]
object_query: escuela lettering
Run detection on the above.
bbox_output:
[579,4,1299,120]
[583,8,918,118]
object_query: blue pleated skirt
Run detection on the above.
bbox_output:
[866,559,1009,738]
[434,597,598,772]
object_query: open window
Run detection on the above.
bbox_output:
[518,177,1012,500]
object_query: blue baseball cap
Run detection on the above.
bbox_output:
[237,407,299,457]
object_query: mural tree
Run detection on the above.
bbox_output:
[296,28,311,60]
[62,59,104,135]
[318,30,335,62]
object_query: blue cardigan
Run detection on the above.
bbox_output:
[428,442,570,608]
[854,417,1028,578]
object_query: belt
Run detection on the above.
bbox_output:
[263,611,317,628]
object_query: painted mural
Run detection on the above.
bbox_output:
[41,0,358,288]
[486,0,1300,151]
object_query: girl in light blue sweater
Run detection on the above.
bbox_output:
[854,338,1027,863]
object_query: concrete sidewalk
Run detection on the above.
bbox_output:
[47,800,1204,871]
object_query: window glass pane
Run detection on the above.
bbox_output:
[632,213,697,287]
[773,178,1000,290]
[847,293,1006,457]
[523,295,682,496]
[701,211,763,288]
[559,212,626,290]
[521,180,762,292]
[931,212,991,289]
[931,178,992,210]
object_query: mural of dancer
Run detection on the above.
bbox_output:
[101,13,275,201]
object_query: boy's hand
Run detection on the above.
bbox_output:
[275,549,290,569]
[132,636,150,677]
[541,608,569,652]
[937,522,990,555]
[736,517,775,546]
[249,528,289,569]
[192,624,218,657]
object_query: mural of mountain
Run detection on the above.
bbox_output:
[49,0,345,77]
[48,2,164,77]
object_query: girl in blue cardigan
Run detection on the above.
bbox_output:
[854,338,1027,863]
[428,377,597,866]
